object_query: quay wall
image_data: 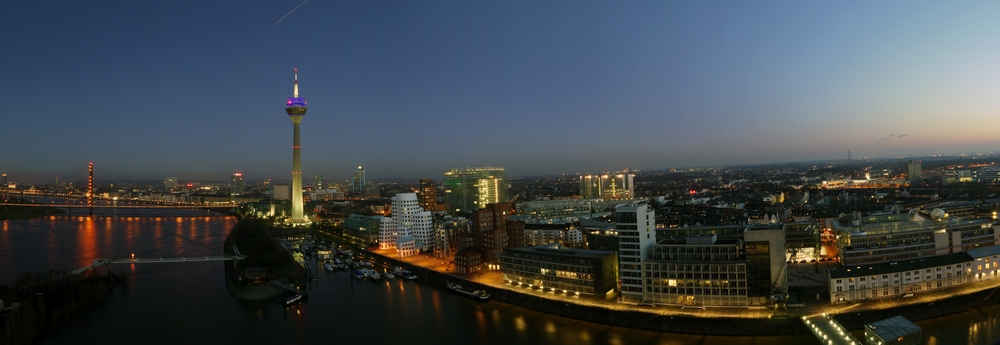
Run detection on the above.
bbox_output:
[833,285,1000,330]
[363,249,1000,335]
[362,250,807,336]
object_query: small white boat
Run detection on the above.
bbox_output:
[384,273,395,279]
[286,294,303,305]
[323,263,335,271]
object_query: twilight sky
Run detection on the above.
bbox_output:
[3,1,1000,184]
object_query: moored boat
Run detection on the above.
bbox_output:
[352,270,366,280]
[447,281,490,300]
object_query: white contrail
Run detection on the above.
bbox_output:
[275,0,309,26]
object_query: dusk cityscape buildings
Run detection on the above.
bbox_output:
[7,2,1000,344]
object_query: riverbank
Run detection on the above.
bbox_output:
[360,248,1000,337]
[223,217,305,300]
[358,249,807,336]
[0,207,63,221]
[0,269,127,345]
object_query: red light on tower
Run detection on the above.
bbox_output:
[88,162,94,216]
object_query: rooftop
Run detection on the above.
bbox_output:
[830,252,972,279]
[865,315,921,340]
[505,244,615,258]
[965,245,1000,259]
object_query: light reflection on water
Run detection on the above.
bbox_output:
[0,209,996,344]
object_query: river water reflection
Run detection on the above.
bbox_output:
[0,210,992,344]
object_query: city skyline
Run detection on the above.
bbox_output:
[4,1,1000,182]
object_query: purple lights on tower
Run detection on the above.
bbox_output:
[285,67,307,115]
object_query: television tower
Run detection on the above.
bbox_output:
[285,68,308,223]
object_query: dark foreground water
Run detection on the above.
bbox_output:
[0,210,993,345]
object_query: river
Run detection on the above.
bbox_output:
[0,210,993,344]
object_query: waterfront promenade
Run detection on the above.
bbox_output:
[368,247,1000,333]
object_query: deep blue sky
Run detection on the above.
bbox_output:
[3,1,1000,184]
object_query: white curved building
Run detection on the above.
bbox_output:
[378,193,434,257]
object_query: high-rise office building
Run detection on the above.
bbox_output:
[580,174,603,199]
[284,68,308,223]
[353,166,365,192]
[231,172,245,196]
[443,166,509,213]
[615,203,655,302]
[906,160,922,180]
[1,174,7,189]
[579,169,635,199]
[164,177,178,190]
[419,178,440,211]
[313,174,323,190]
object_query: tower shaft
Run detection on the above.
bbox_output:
[291,116,303,222]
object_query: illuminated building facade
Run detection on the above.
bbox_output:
[500,244,619,299]
[616,203,656,302]
[164,177,177,190]
[353,166,365,192]
[579,170,635,200]
[284,68,308,223]
[418,178,444,212]
[642,234,749,306]
[443,166,508,212]
[834,213,998,265]
[378,193,433,255]
[231,172,245,196]
[313,174,323,190]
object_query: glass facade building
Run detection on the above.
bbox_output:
[443,166,509,213]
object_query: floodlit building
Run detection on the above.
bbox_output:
[834,212,998,265]
[616,203,656,302]
[231,172,245,196]
[642,234,749,306]
[500,244,619,299]
[443,166,509,212]
[828,252,972,304]
[378,193,433,256]
[579,170,635,200]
